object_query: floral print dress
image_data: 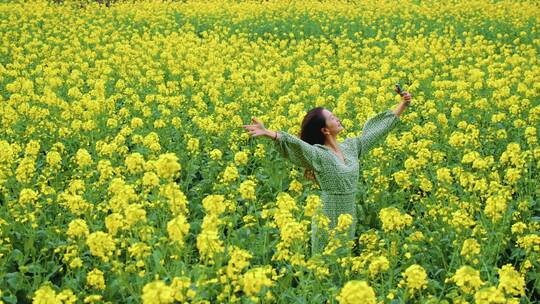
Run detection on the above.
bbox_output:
[272,109,401,255]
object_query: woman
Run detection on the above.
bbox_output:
[242,90,412,255]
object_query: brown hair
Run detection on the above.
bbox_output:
[298,107,327,184]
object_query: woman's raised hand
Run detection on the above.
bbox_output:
[392,91,412,117]
[401,91,412,106]
[242,117,269,137]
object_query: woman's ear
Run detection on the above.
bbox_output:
[320,127,329,135]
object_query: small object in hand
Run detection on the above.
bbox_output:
[395,83,404,96]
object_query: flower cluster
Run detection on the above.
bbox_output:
[379,207,413,233]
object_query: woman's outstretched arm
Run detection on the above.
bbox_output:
[242,117,321,171]
[351,92,412,157]
[242,117,280,140]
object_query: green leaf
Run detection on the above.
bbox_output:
[5,272,23,290]
[10,249,24,264]
[2,293,18,304]
[27,263,45,274]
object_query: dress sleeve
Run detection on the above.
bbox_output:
[351,109,400,158]
[271,131,322,171]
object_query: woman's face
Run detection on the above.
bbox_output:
[321,109,344,136]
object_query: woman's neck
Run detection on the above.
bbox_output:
[324,136,340,152]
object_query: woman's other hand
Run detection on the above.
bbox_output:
[392,91,412,117]
[242,117,270,137]
[401,92,412,106]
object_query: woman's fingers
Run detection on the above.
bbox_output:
[402,92,412,105]
[243,125,259,131]
[252,117,265,127]
[248,130,262,137]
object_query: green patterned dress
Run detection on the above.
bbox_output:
[272,109,401,255]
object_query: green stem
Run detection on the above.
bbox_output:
[403,288,409,304]
[182,158,193,193]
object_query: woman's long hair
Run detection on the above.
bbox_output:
[299,107,327,185]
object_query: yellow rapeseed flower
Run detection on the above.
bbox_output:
[155,153,181,179]
[86,231,116,262]
[379,207,413,233]
[66,219,89,239]
[336,280,376,304]
[368,256,390,278]
[447,265,484,294]
[167,214,190,247]
[234,151,249,166]
[399,264,428,294]
[474,286,506,304]
[497,264,525,297]
[239,180,257,200]
[75,148,92,168]
[241,266,275,300]
[86,269,106,290]
[141,280,174,304]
